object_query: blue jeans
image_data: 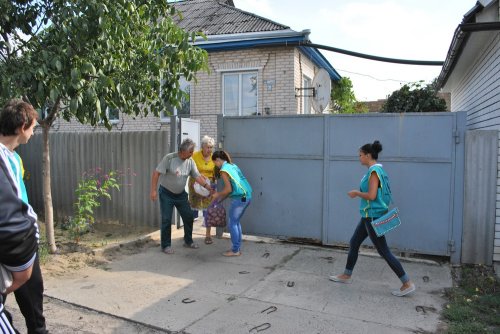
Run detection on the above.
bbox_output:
[159,185,194,249]
[344,217,409,284]
[228,198,251,253]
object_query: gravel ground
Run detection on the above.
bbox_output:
[6,295,170,334]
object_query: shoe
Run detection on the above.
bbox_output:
[162,247,174,254]
[222,250,241,257]
[183,242,200,249]
[392,283,415,297]
[329,275,352,284]
[204,237,213,244]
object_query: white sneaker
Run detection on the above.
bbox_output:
[392,283,415,297]
[329,275,352,284]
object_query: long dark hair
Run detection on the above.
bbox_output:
[212,150,232,163]
[212,150,232,178]
[360,140,383,160]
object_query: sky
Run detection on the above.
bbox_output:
[233,0,476,101]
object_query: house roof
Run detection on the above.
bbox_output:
[170,0,341,81]
[437,1,500,89]
[171,0,289,35]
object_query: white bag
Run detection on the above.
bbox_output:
[194,179,211,197]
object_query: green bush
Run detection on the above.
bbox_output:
[68,168,121,242]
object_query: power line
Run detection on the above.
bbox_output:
[336,68,412,83]
[305,42,444,66]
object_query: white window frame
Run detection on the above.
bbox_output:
[222,71,259,116]
[302,75,313,114]
[106,107,120,124]
[160,77,191,122]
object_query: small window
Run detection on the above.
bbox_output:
[107,107,120,124]
[222,72,258,116]
[160,77,190,122]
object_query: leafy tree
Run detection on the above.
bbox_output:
[1,0,208,252]
[330,77,368,114]
[383,80,447,113]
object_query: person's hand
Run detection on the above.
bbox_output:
[211,192,220,202]
[150,190,158,201]
[347,190,357,198]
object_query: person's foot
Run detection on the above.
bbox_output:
[392,282,416,297]
[329,274,352,284]
[183,242,200,249]
[222,250,241,257]
[162,247,174,254]
[204,237,213,244]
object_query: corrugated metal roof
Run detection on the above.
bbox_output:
[171,0,290,35]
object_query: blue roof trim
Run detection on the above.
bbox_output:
[194,36,340,81]
[195,35,305,51]
[298,46,341,81]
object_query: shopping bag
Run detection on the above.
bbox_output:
[370,207,401,237]
[206,201,226,227]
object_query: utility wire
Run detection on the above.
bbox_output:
[336,68,412,83]
[305,42,444,66]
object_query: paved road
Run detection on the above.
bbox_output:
[7,224,452,333]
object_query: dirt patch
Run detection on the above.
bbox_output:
[40,222,159,277]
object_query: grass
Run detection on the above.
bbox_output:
[442,265,500,333]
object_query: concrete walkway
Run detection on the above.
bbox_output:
[43,221,452,334]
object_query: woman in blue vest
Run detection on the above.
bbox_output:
[211,150,252,257]
[330,140,415,297]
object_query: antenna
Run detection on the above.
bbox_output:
[311,68,331,113]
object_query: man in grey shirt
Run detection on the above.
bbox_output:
[150,138,212,254]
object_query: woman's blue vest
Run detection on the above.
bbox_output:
[221,162,252,199]
[359,164,392,218]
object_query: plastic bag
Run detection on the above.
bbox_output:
[194,179,211,197]
[206,201,226,227]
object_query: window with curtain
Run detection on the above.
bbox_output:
[223,72,258,116]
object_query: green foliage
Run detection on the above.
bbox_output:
[443,265,500,333]
[68,169,121,242]
[37,226,50,265]
[0,0,209,127]
[330,77,368,114]
[382,80,447,113]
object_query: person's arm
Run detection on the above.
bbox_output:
[5,266,33,294]
[212,171,232,202]
[190,159,212,192]
[348,171,379,200]
[150,170,161,201]
[195,174,212,192]
[0,155,38,294]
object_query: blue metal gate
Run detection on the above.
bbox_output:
[218,112,466,263]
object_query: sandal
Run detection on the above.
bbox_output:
[183,242,200,249]
[162,247,174,254]
[222,250,241,257]
[204,237,213,244]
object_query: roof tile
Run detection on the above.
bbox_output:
[171,0,289,35]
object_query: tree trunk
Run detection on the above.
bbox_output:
[42,124,57,253]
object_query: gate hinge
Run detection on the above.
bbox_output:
[453,130,460,144]
[448,240,455,252]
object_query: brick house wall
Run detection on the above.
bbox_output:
[46,46,321,142]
